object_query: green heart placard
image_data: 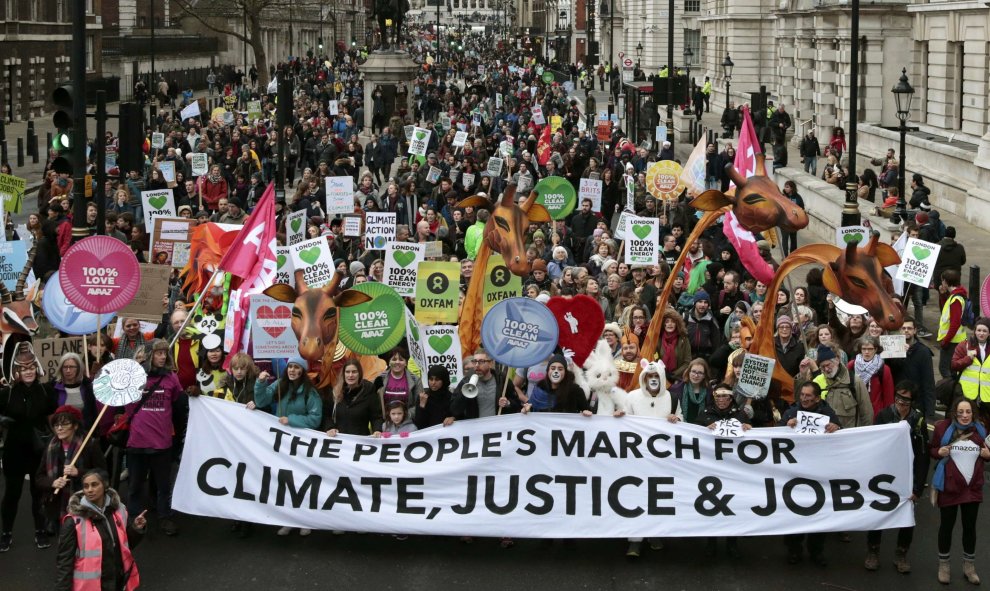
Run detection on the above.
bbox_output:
[632,224,652,240]
[429,334,453,354]
[276,254,287,269]
[290,218,302,233]
[298,246,322,265]
[393,250,417,268]
[843,233,863,245]
[534,176,577,220]
[148,195,168,209]
[912,246,931,260]
[415,130,427,140]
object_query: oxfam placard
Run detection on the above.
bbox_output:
[337,282,406,356]
[534,176,577,220]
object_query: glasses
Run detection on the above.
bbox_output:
[894,398,912,406]
[689,370,705,375]
[475,359,492,364]
[53,422,74,429]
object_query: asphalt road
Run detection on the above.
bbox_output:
[2,468,987,590]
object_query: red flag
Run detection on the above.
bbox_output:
[536,125,552,166]
[724,108,775,284]
[220,183,278,363]
[217,183,277,278]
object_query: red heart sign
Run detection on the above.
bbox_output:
[545,295,606,367]
[257,305,291,339]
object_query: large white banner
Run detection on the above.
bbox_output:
[174,397,914,537]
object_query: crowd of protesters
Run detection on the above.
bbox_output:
[0,22,985,588]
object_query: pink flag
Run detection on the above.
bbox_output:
[724,107,775,284]
[218,183,277,278]
[221,183,278,363]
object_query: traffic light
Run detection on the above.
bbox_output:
[51,84,74,175]
[117,102,145,174]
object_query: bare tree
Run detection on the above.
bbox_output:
[173,0,277,87]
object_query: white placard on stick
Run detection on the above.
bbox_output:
[383,242,425,297]
[486,156,504,177]
[579,178,603,212]
[365,212,397,250]
[408,127,432,156]
[191,153,209,177]
[343,214,362,237]
[879,334,907,359]
[325,176,355,215]
[289,236,335,288]
[141,189,176,232]
[735,354,775,400]
[623,216,659,266]
[453,131,469,147]
[532,105,546,125]
[285,209,308,246]
[835,225,869,248]
[895,237,941,288]
[274,245,293,286]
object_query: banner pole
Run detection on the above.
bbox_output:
[169,268,222,349]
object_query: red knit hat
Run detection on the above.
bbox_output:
[50,405,83,427]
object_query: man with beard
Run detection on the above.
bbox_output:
[615,328,643,391]
[796,345,872,428]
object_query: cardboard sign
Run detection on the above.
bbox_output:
[896,237,941,288]
[879,334,907,359]
[151,133,165,149]
[365,212,397,250]
[118,264,172,321]
[550,115,562,133]
[735,354,775,399]
[532,105,546,125]
[289,236,335,288]
[247,100,262,121]
[150,217,196,267]
[614,210,632,240]
[0,173,25,214]
[655,126,668,142]
[141,189,176,233]
[383,242,425,297]
[249,294,299,358]
[328,100,339,116]
[461,172,476,189]
[415,261,460,325]
[483,254,522,314]
[453,131,469,147]
[191,153,209,177]
[427,166,442,184]
[422,324,464,387]
[441,115,452,130]
[404,308,429,372]
[596,119,611,142]
[285,209,308,246]
[159,161,176,184]
[623,216,660,266]
[35,337,85,383]
[836,225,869,248]
[579,178,603,212]
[403,125,414,141]
[325,176,355,215]
[408,127,432,156]
[343,214,362,237]
[486,156,504,177]
[274,245,293,285]
[424,241,444,259]
[712,419,744,438]
[796,411,827,434]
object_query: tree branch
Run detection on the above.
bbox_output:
[173,0,251,44]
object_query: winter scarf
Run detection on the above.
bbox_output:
[853,354,884,393]
[933,421,988,492]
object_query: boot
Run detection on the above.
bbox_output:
[963,559,981,585]
[939,557,951,585]
[626,541,641,558]
[893,547,911,574]
[864,546,880,571]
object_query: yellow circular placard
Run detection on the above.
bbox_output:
[646,160,685,201]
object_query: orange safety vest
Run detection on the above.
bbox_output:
[65,506,140,591]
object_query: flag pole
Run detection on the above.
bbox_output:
[169,268,221,349]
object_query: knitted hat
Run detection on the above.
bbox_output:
[50,405,83,427]
[286,356,309,371]
[603,323,623,338]
[349,261,365,275]
[532,230,546,240]
[776,315,792,327]
[915,212,929,225]
[816,345,837,363]
[693,289,710,304]
[532,259,548,272]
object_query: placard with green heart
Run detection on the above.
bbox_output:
[912,246,931,260]
[338,282,406,356]
[148,195,168,209]
[428,334,453,354]
[276,254,287,269]
[631,224,652,240]
[843,233,863,245]
[290,217,302,233]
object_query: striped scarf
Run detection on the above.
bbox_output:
[116,334,146,360]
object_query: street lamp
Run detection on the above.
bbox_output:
[683,46,694,114]
[722,53,734,106]
[636,42,643,64]
[890,67,915,226]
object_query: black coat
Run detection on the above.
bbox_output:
[887,340,936,407]
[413,388,452,429]
[874,404,930,496]
[323,380,382,436]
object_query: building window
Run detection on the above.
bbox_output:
[684,0,700,12]
[57,0,64,21]
[684,29,700,65]
[86,36,95,72]
[86,0,94,15]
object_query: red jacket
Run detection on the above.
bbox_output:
[199,177,229,211]
[929,419,986,506]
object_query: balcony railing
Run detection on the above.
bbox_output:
[102,35,219,57]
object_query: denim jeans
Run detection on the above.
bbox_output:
[803,156,818,176]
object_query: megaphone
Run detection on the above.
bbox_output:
[462,374,480,398]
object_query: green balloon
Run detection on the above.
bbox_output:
[534,176,577,220]
[337,282,406,356]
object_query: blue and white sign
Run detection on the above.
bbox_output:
[42,270,116,335]
[0,241,26,292]
[480,297,559,368]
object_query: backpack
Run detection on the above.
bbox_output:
[962,298,976,329]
